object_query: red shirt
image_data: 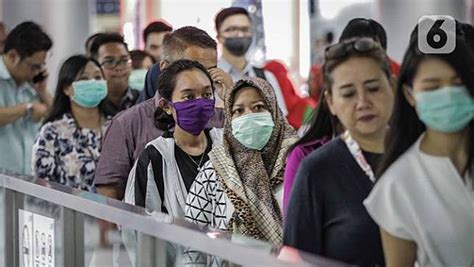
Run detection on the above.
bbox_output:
[264,60,316,129]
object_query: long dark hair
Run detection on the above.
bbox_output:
[288,39,391,154]
[377,33,474,178]
[43,55,105,124]
[153,59,215,133]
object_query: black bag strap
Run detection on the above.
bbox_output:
[252,67,267,80]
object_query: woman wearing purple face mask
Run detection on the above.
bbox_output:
[124,59,223,217]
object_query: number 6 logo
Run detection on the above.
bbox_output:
[418,15,456,54]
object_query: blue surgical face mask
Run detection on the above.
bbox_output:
[71,79,108,108]
[128,69,147,91]
[231,111,275,150]
[415,85,474,133]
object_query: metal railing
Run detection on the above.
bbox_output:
[0,170,343,267]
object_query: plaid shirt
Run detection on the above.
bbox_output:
[102,87,140,117]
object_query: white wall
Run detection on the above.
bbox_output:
[160,0,232,40]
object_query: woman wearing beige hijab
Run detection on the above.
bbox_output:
[185,76,297,245]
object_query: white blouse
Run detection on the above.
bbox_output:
[364,134,474,266]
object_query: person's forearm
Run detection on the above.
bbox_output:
[381,230,417,267]
[0,104,27,127]
[96,185,122,200]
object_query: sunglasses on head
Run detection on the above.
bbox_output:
[324,38,380,60]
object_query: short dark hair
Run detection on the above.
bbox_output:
[161,26,217,62]
[154,59,215,132]
[215,7,251,33]
[4,21,53,58]
[340,18,387,50]
[85,32,106,55]
[130,49,156,69]
[143,21,173,43]
[89,32,128,59]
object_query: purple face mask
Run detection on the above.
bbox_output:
[172,98,215,136]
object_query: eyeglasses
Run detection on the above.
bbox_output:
[222,26,252,35]
[23,60,46,72]
[100,57,131,70]
[324,38,380,60]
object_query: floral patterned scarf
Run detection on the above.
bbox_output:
[209,77,298,245]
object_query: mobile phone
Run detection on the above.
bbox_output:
[32,71,46,83]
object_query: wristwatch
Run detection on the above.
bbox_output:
[24,103,33,118]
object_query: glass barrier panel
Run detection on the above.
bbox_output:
[0,172,345,267]
[18,193,65,267]
[79,214,272,266]
[81,214,133,267]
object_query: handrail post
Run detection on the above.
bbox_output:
[63,208,84,267]
[4,189,24,267]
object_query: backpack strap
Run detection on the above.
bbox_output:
[252,67,267,80]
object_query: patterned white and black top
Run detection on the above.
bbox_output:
[184,160,234,230]
[185,159,285,232]
[32,113,109,191]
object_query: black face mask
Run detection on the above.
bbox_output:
[224,37,252,57]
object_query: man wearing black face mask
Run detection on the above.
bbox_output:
[215,7,288,115]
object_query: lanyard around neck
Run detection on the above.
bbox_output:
[342,131,376,183]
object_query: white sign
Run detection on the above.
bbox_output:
[18,210,55,267]
[18,210,33,267]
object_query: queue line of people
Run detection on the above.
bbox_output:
[0,7,473,266]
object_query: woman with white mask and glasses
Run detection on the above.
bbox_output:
[284,38,395,266]
[32,55,109,192]
[185,77,298,245]
[364,32,474,266]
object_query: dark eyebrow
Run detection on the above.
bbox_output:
[338,83,355,90]
[179,88,195,93]
[421,77,442,83]
[233,100,265,108]
[363,78,380,85]
[423,74,460,82]
[103,55,129,59]
[207,65,218,70]
[251,100,266,105]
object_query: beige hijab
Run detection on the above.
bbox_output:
[209,77,297,245]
